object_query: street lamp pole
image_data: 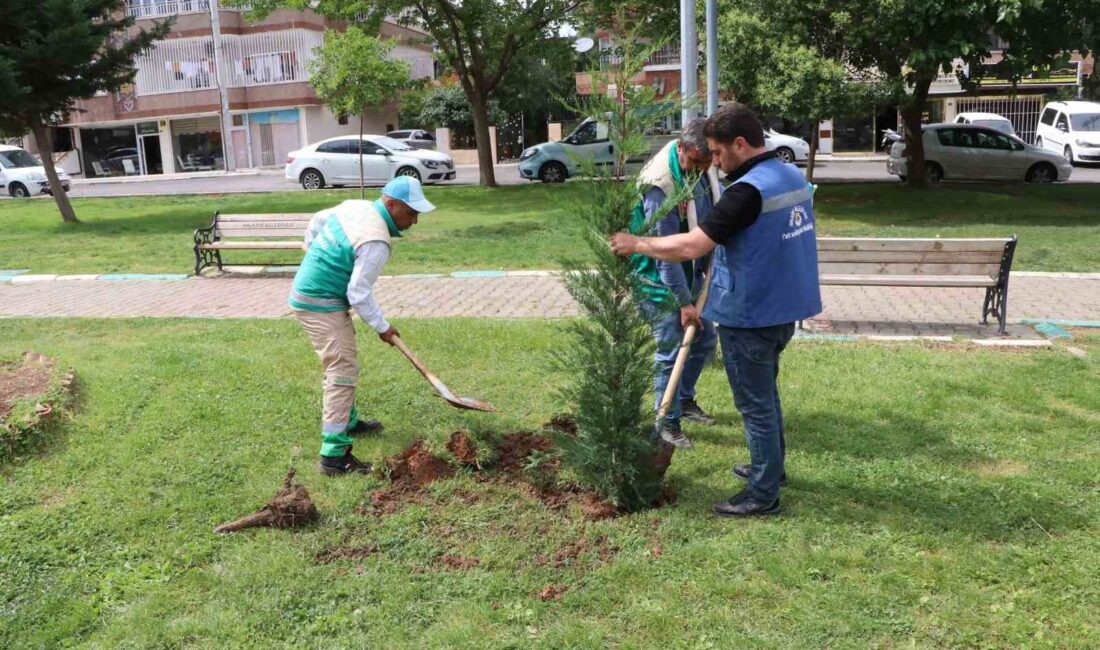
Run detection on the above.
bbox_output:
[705,0,718,116]
[209,0,235,172]
[679,0,698,127]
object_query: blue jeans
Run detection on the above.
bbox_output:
[641,301,718,426]
[717,323,795,502]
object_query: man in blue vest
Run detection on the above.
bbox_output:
[610,104,821,516]
[629,118,721,450]
[290,176,435,476]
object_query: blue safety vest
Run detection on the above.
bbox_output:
[702,158,822,328]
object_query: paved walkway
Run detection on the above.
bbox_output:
[1,273,1097,340]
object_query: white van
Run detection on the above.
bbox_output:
[0,144,71,198]
[1035,101,1100,164]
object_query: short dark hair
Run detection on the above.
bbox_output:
[704,103,765,148]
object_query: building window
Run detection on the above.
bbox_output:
[171,117,224,171]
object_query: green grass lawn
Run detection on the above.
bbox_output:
[1,319,1096,647]
[2,182,1098,274]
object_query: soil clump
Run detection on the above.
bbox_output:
[214,469,319,534]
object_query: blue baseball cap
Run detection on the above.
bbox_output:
[381,176,435,214]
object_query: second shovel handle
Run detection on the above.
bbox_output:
[391,335,438,383]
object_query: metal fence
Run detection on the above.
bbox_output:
[127,0,211,18]
[955,95,1045,144]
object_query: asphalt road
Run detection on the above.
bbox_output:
[5,160,1100,200]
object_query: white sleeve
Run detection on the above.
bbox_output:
[347,241,392,333]
[303,213,328,248]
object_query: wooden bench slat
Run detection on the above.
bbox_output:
[216,213,313,222]
[215,227,308,239]
[818,262,1002,277]
[817,250,1004,264]
[820,274,997,287]
[198,241,304,250]
[817,237,1010,253]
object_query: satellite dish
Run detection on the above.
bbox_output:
[573,37,595,53]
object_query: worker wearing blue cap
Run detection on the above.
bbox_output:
[289,176,436,476]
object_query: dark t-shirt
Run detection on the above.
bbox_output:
[698,151,777,244]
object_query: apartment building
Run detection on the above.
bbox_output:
[45,1,434,178]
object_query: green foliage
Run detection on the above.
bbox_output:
[413,84,505,131]
[553,37,697,511]
[307,28,411,118]
[0,0,170,132]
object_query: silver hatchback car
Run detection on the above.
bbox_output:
[887,123,1073,183]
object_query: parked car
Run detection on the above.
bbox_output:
[0,144,71,197]
[518,117,676,183]
[886,123,1072,183]
[764,129,811,164]
[953,112,1016,136]
[386,129,437,150]
[1035,100,1100,164]
[285,135,455,190]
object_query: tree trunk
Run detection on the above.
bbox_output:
[30,122,78,223]
[901,74,934,189]
[468,90,498,187]
[358,109,365,200]
[806,120,820,183]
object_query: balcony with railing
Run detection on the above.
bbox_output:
[599,43,681,70]
[126,1,251,19]
[133,28,322,95]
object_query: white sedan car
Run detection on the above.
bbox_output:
[764,129,811,164]
[286,135,455,190]
[886,123,1072,183]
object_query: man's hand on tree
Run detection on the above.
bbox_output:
[609,232,639,256]
[379,326,400,346]
[680,304,702,330]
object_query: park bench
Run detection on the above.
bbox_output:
[193,212,312,275]
[816,236,1018,335]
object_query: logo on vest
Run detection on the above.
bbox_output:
[788,205,807,228]
[782,205,814,241]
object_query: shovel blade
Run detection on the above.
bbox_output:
[445,395,498,413]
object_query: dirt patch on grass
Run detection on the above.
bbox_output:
[387,439,455,486]
[214,468,319,534]
[447,431,479,465]
[970,459,1029,478]
[366,430,620,521]
[537,531,619,569]
[439,553,480,570]
[538,583,568,601]
[316,545,377,564]
[0,352,56,419]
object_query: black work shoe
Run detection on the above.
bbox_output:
[657,420,694,449]
[712,490,781,517]
[319,450,373,476]
[732,464,788,486]
[680,399,717,426]
[347,419,384,436]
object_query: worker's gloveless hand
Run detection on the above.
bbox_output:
[379,326,400,346]
[680,304,702,330]
[609,232,638,256]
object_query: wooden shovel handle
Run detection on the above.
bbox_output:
[391,335,440,385]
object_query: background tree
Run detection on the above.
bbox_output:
[309,28,411,198]
[553,38,694,511]
[839,0,1091,188]
[246,0,580,187]
[0,0,170,223]
[718,2,885,181]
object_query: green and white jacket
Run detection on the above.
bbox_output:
[288,199,402,332]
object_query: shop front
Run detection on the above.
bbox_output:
[170,116,225,171]
[81,121,164,177]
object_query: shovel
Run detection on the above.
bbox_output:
[391,335,498,412]
[656,166,723,420]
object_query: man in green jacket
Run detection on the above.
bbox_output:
[290,176,434,476]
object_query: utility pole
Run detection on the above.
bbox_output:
[705,0,718,115]
[679,0,698,127]
[209,0,235,171]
